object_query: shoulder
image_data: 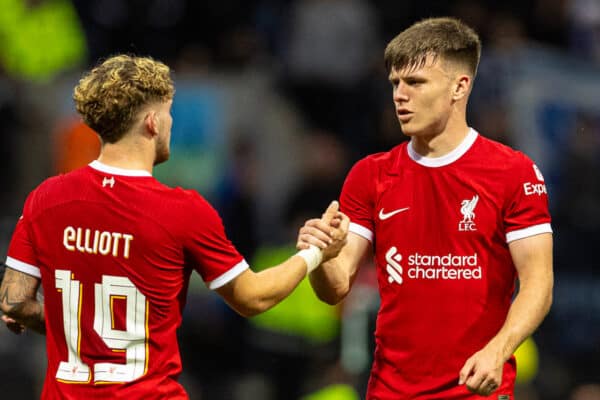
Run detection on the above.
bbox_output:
[165,187,222,221]
[25,169,84,210]
[350,143,406,175]
[474,135,538,172]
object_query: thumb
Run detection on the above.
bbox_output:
[321,200,339,223]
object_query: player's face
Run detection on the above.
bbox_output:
[154,99,173,165]
[389,56,456,137]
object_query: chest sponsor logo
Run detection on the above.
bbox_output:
[498,395,510,400]
[379,207,410,220]
[385,247,482,285]
[459,194,479,231]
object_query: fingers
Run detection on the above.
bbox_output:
[2,315,25,334]
[297,219,334,250]
[296,201,347,252]
[321,200,339,223]
[338,212,350,234]
[459,355,501,396]
[465,373,487,395]
[458,356,475,385]
[467,378,499,396]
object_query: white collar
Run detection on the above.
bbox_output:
[407,128,478,167]
[89,160,152,177]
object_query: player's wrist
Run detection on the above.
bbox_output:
[296,245,323,275]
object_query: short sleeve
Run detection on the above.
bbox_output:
[504,158,552,242]
[6,191,41,278]
[340,158,375,242]
[183,192,248,289]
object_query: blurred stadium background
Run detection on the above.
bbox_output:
[0,0,599,399]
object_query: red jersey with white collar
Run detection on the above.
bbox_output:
[340,129,552,399]
[6,161,248,399]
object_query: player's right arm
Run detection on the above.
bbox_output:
[300,230,370,305]
[299,155,374,305]
[215,201,350,317]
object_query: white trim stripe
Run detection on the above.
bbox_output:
[5,256,41,278]
[208,259,249,290]
[349,222,373,242]
[89,160,152,177]
[407,128,478,168]
[506,223,553,243]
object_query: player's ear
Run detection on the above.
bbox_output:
[143,110,159,136]
[452,74,471,101]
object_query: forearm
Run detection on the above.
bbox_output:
[307,233,369,305]
[252,255,308,311]
[308,257,352,305]
[488,280,552,361]
[219,256,308,317]
[0,266,45,334]
[486,233,554,361]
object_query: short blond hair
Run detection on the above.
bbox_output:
[73,55,174,143]
[384,17,481,76]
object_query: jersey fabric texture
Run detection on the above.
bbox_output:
[6,161,248,399]
[340,129,552,399]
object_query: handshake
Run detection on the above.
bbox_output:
[295,200,349,274]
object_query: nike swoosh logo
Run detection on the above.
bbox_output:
[379,207,410,220]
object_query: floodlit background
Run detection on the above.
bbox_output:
[0,1,599,399]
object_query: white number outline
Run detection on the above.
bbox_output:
[55,269,149,384]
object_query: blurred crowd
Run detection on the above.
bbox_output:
[0,0,599,399]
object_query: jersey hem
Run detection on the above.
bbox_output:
[506,223,552,242]
[5,256,41,278]
[208,259,249,289]
[349,222,373,242]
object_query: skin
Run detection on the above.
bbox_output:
[1,96,349,333]
[0,267,45,334]
[299,54,554,397]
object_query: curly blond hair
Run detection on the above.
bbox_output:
[384,17,481,76]
[73,55,174,143]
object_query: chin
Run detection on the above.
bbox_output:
[399,124,417,137]
[153,152,170,166]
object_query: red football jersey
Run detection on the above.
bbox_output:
[340,129,552,399]
[6,161,248,399]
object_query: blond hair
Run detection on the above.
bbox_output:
[384,17,481,76]
[73,55,174,143]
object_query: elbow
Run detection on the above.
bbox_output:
[231,299,271,318]
[315,287,348,306]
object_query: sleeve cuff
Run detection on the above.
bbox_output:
[5,256,41,278]
[349,222,373,242]
[506,223,553,243]
[207,259,249,290]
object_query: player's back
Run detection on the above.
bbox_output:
[19,162,221,399]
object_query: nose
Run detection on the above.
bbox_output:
[393,82,409,103]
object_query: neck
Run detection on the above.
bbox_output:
[410,112,469,158]
[97,136,154,174]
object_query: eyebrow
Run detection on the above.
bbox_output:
[388,71,427,82]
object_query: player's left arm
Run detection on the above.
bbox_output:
[459,232,553,396]
[0,266,45,334]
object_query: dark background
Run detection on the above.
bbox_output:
[0,1,599,399]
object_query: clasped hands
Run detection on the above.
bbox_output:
[296,200,349,264]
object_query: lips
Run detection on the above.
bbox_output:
[397,109,413,122]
